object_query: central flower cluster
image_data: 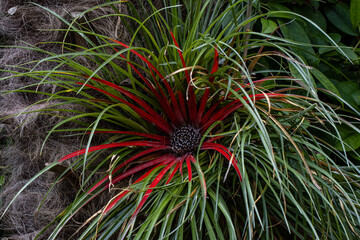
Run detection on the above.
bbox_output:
[170,125,201,155]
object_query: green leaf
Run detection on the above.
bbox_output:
[328,33,341,44]
[338,43,359,61]
[334,125,360,151]
[318,33,341,55]
[324,3,359,36]
[261,18,277,34]
[310,68,340,96]
[350,0,360,28]
[289,64,316,88]
[279,20,319,66]
[333,80,360,110]
[294,6,327,31]
[267,3,291,12]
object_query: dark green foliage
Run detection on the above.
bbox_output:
[1,1,360,239]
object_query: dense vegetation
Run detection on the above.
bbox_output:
[1,0,359,239]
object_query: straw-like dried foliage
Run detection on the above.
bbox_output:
[0,1,132,239]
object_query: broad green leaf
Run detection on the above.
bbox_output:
[350,0,360,28]
[267,3,291,12]
[261,18,277,34]
[333,80,360,110]
[289,64,315,87]
[309,9,327,31]
[318,33,341,55]
[328,33,341,43]
[279,20,319,66]
[324,3,359,36]
[334,125,360,151]
[310,68,340,96]
[294,5,327,31]
[338,43,359,61]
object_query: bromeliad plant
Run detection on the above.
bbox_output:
[58,34,247,221]
[2,0,360,239]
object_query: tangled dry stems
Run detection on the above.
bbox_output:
[0,1,133,239]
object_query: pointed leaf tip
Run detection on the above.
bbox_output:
[210,47,219,76]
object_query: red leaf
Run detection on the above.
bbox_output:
[87,131,168,142]
[147,68,179,125]
[104,158,175,213]
[170,31,190,84]
[77,82,172,133]
[169,32,197,125]
[59,141,164,162]
[104,191,130,213]
[88,146,169,193]
[109,38,164,79]
[132,164,167,184]
[110,39,182,125]
[203,93,287,130]
[179,158,183,178]
[118,53,159,96]
[196,89,211,125]
[210,47,219,77]
[166,160,181,184]
[109,155,175,187]
[177,90,188,122]
[201,142,242,181]
[188,154,196,163]
[200,100,221,129]
[117,53,180,125]
[130,160,176,218]
[196,48,219,124]
[188,88,197,125]
[186,155,192,182]
[80,77,172,131]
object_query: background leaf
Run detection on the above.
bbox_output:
[279,19,319,66]
[324,3,359,36]
[350,0,360,28]
[333,80,360,110]
[334,125,360,151]
[261,18,277,34]
[310,67,340,96]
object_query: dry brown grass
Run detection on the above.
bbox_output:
[0,1,133,239]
